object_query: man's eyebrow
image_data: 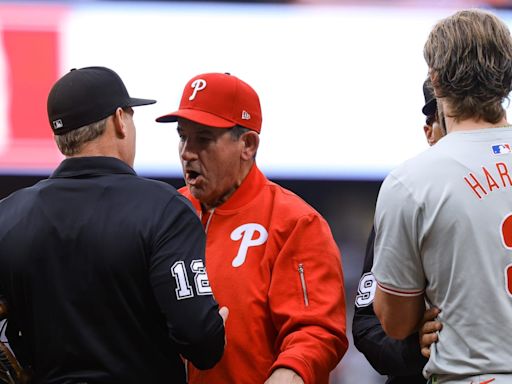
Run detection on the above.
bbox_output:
[176,126,217,136]
[196,128,216,135]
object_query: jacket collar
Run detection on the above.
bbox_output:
[50,156,136,179]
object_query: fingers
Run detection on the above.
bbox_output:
[422,318,443,335]
[219,307,229,348]
[421,345,431,359]
[422,306,440,322]
[420,331,439,358]
[419,307,442,358]
[219,306,229,325]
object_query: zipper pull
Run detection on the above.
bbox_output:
[298,263,309,307]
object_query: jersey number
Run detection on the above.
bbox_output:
[171,260,212,300]
[355,272,376,307]
[502,214,512,297]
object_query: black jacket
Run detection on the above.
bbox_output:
[0,157,224,384]
[352,227,427,384]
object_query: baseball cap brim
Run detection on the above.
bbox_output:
[156,109,236,128]
[127,97,157,107]
[422,98,437,116]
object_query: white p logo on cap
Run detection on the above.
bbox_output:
[189,79,207,101]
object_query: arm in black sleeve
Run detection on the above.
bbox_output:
[150,195,225,370]
[352,226,427,376]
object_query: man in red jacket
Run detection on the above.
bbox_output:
[156,72,348,384]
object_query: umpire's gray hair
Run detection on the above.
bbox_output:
[54,117,107,156]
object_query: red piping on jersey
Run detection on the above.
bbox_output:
[377,281,424,297]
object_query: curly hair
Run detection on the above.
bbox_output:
[424,9,512,123]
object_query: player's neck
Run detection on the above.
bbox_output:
[445,116,510,133]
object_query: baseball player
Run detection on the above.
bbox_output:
[372,9,512,384]
[353,78,443,384]
[0,67,226,384]
[156,72,348,384]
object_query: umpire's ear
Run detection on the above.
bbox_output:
[240,130,259,160]
[112,107,129,139]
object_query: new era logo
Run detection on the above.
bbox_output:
[241,110,251,120]
[53,119,63,130]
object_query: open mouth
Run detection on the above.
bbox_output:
[187,170,201,183]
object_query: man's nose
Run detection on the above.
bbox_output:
[180,141,198,161]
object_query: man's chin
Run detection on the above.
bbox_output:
[189,186,206,201]
[189,188,219,208]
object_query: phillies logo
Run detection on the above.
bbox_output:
[230,223,268,267]
[189,79,207,101]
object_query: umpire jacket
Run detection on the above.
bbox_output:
[352,227,427,384]
[0,156,224,384]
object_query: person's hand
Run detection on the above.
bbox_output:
[219,306,229,325]
[419,307,442,358]
[219,306,229,347]
[264,368,304,384]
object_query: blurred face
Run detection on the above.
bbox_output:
[177,119,244,209]
[424,111,445,146]
[430,120,444,144]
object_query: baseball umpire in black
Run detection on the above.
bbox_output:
[351,79,444,384]
[0,66,226,384]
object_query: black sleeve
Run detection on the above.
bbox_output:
[150,196,225,370]
[352,227,428,376]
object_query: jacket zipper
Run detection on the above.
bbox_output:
[200,208,215,234]
[298,263,309,307]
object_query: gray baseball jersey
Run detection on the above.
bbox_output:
[372,127,512,381]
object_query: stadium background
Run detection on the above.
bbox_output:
[1,0,511,382]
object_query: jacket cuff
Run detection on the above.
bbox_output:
[268,354,313,384]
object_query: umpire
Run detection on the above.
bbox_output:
[0,67,226,384]
[351,79,442,384]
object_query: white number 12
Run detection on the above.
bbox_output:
[171,260,212,300]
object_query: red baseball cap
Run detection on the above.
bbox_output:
[156,73,262,133]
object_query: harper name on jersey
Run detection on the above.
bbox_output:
[464,160,512,199]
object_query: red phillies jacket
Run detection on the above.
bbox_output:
[181,164,348,384]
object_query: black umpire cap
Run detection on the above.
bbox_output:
[47,66,156,135]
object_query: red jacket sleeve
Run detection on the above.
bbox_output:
[267,213,348,384]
